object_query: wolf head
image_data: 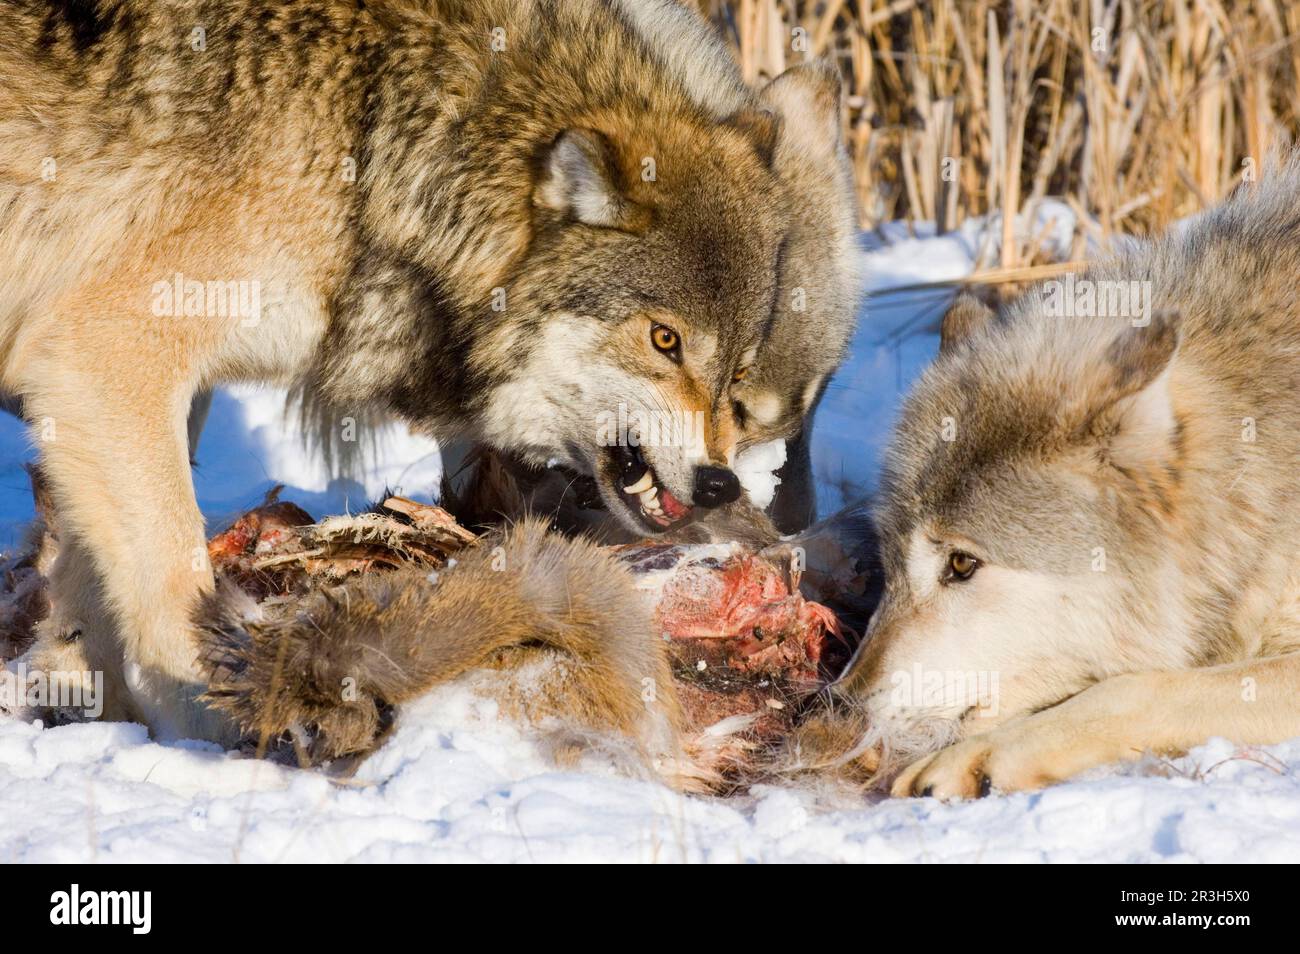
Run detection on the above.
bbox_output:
[833,287,1192,770]
[476,63,855,537]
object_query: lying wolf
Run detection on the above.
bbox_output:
[824,166,1300,798]
[0,1,857,739]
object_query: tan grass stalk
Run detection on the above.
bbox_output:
[697,0,1300,254]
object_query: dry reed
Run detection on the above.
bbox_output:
[694,0,1300,266]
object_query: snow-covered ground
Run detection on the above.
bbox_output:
[4,212,1299,863]
[5,686,1299,863]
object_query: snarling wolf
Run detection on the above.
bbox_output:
[0,1,857,740]
[374,75,861,545]
[820,164,1300,798]
[309,25,862,545]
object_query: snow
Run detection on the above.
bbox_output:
[733,438,786,510]
[3,685,1298,862]
[5,212,1299,863]
[0,384,443,550]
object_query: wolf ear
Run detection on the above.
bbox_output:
[1102,309,1181,399]
[724,107,783,168]
[1091,310,1183,465]
[758,60,842,160]
[535,129,639,229]
[939,294,996,354]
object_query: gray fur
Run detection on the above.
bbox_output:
[835,158,1300,774]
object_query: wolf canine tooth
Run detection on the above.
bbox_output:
[638,487,659,506]
[623,471,654,495]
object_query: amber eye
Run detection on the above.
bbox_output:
[732,367,749,383]
[651,323,680,357]
[946,551,979,582]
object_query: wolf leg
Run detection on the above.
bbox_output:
[892,652,1300,798]
[23,531,135,723]
[766,419,817,534]
[21,353,229,741]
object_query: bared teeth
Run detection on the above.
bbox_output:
[620,466,673,526]
[622,470,654,495]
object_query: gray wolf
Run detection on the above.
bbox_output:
[0,0,855,739]
[818,163,1300,797]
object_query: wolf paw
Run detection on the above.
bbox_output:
[889,720,1099,800]
[890,739,1008,800]
[890,675,1153,799]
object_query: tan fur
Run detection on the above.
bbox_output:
[891,648,1300,798]
[198,518,693,778]
[0,4,370,737]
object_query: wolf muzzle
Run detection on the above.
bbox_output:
[693,465,742,508]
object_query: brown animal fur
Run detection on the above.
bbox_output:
[199,518,687,773]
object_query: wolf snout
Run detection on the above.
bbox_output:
[692,465,742,508]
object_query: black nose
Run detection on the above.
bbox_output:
[692,465,741,508]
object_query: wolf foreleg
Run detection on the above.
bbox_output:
[22,350,230,741]
[24,532,135,723]
[891,653,1300,799]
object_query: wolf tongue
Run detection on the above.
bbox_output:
[658,487,691,520]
